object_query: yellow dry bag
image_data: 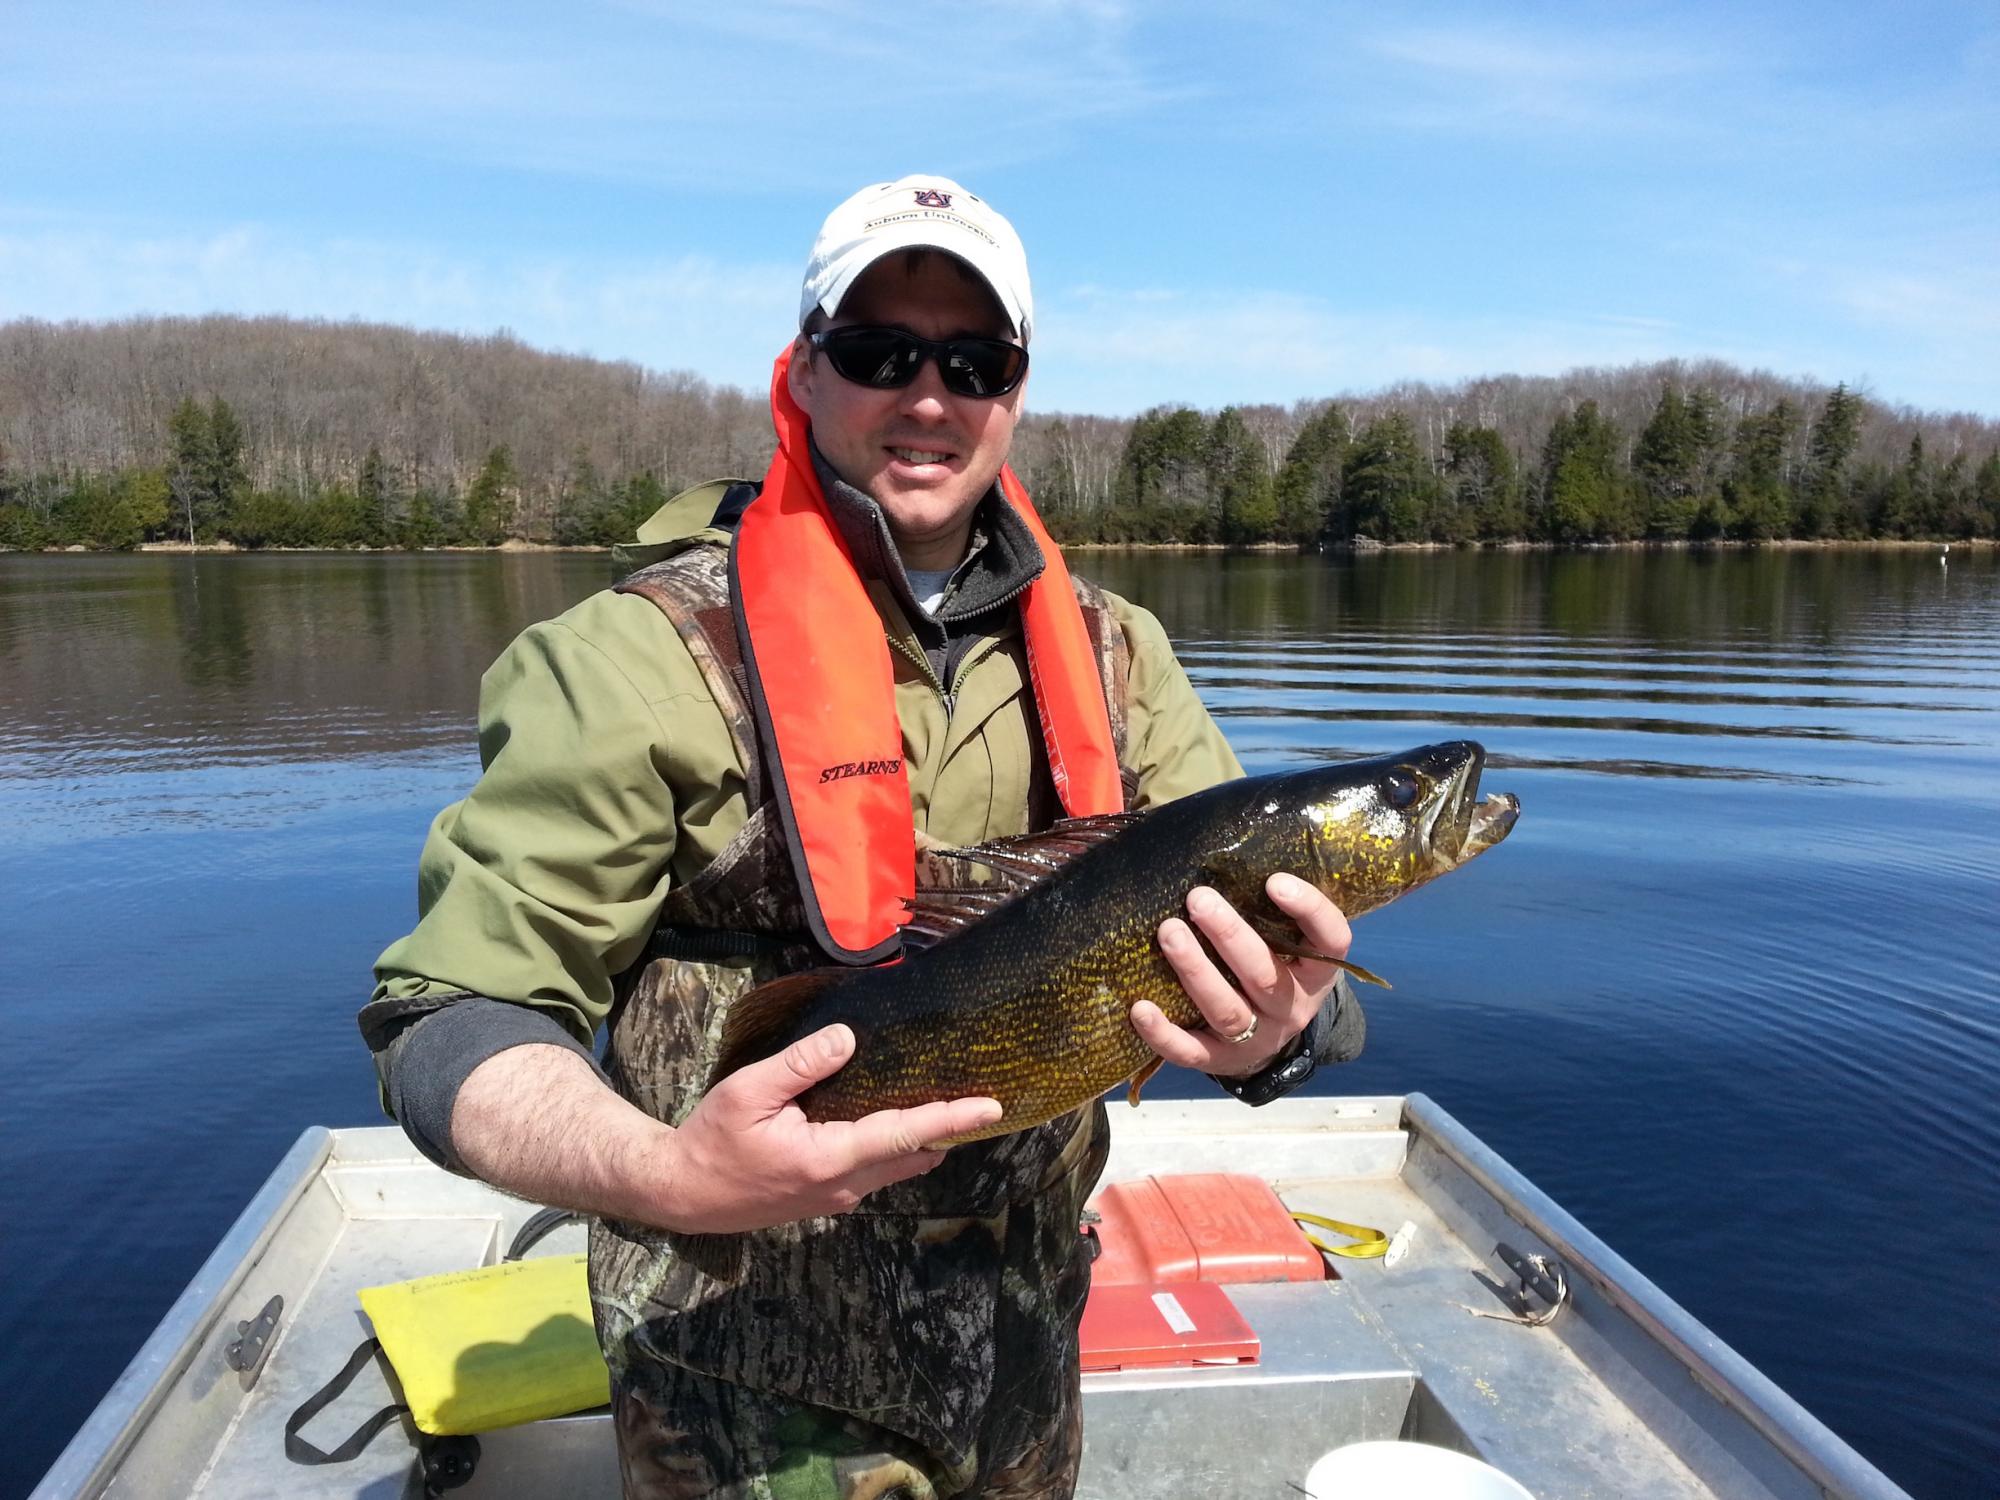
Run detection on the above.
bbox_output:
[287,1244,608,1472]
[359,1251,608,1435]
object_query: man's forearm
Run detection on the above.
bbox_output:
[450,1043,681,1226]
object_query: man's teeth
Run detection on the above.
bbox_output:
[891,447,950,465]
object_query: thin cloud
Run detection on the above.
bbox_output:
[1364,27,1714,87]
[1031,286,1698,414]
[7,1,1174,191]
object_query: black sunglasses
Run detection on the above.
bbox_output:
[809,325,1029,399]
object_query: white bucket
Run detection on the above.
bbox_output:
[1303,1440,1536,1499]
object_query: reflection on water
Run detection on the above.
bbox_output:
[2,547,1996,1497]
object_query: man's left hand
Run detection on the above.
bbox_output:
[1130,874,1351,1078]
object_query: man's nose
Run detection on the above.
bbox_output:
[895,359,953,421]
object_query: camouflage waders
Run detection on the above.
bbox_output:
[590,546,1128,1496]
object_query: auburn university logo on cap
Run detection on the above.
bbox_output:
[913,188,952,209]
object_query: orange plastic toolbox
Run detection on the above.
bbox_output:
[1085,1172,1324,1286]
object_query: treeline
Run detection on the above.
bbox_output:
[2,315,1996,550]
[1030,385,2000,544]
[0,393,678,551]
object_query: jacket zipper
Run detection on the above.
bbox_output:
[885,635,952,713]
[886,632,1005,720]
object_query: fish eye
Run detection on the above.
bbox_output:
[1382,771,1420,810]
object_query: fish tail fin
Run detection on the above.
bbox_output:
[712,969,843,1083]
[666,1230,747,1284]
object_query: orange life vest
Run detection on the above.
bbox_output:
[733,350,1122,963]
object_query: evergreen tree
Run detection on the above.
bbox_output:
[1207,407,1276,544]
[553,447,607,544]
[1272,405,1349,545]
[1724,402,1799,540]
[1935,452,1978,539]
[0,503,47,550]
[1874,433,1929,537]
[1443,422,1520,541]
[163,394,251,543]
[207,398,249,499]
[1797,384,1864,537]
[615,472,671,540]
[123,469,172,542]
[401,489,448,549]
[168,397,221,543]
[1633,386,1721,539]
[1539,400,1628,542]
[357,445,394,546]
[1973,452,2000,538]
[460,446,518,545]
[1341,412,1434,542]
[1112,407,1209,540]
[50,474,155,549]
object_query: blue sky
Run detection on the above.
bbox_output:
[3,1,1996,416]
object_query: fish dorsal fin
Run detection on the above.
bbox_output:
[901,887,1019,951]
[710,969,841,1086]
[931,811,1150,890]
[901,810,1152,949]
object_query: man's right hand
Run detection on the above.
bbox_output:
[657,1022,1002,1234]
[449,1024,999,1235]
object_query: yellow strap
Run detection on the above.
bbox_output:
[1293,1211,1390,1260]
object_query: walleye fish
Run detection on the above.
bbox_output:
[706,740,1517,1137]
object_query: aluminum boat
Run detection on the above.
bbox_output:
[30,1095,1913,1499]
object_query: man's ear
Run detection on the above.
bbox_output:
[786,335,816,412]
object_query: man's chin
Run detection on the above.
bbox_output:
[872,486,986,561]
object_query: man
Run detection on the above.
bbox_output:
[362,175,1364,1499]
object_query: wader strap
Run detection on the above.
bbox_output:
[645,925,809,963]
[284,1337,407,1465]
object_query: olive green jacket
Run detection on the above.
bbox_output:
[369,483,1242,1046]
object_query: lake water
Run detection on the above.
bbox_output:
[2,547,1995,1498]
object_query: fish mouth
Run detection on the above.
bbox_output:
[1464,791,1520,859]
[1417,742,1518,868]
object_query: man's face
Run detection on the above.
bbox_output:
[787,253,1026,569]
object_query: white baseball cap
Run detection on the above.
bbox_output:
[800,174,1033,344]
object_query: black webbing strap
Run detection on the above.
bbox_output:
[284,1336,408,1465]
[504,1208,580,1261]
[645,925,805,962]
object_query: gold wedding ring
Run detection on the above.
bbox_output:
[1224,1017,1260,1046]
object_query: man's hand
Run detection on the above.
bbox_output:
[659,1023,1002,1233]
[1130,873,1351,1078]
[448,1026,999,1236]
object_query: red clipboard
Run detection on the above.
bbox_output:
[1078,1281,1261,1372]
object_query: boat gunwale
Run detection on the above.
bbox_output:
[28,1126,336,1500]
[1403,1092,1909,1500]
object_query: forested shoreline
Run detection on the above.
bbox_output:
[3,314,1996,552]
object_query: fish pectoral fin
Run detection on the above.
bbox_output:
[1126,1055,1164,1107]
[666,1230,747,1285]
[1248,915,1393,989]
[1330,956,1393,990]
[713,969,841,1082]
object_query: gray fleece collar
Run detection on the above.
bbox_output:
[807,437,1045,626]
